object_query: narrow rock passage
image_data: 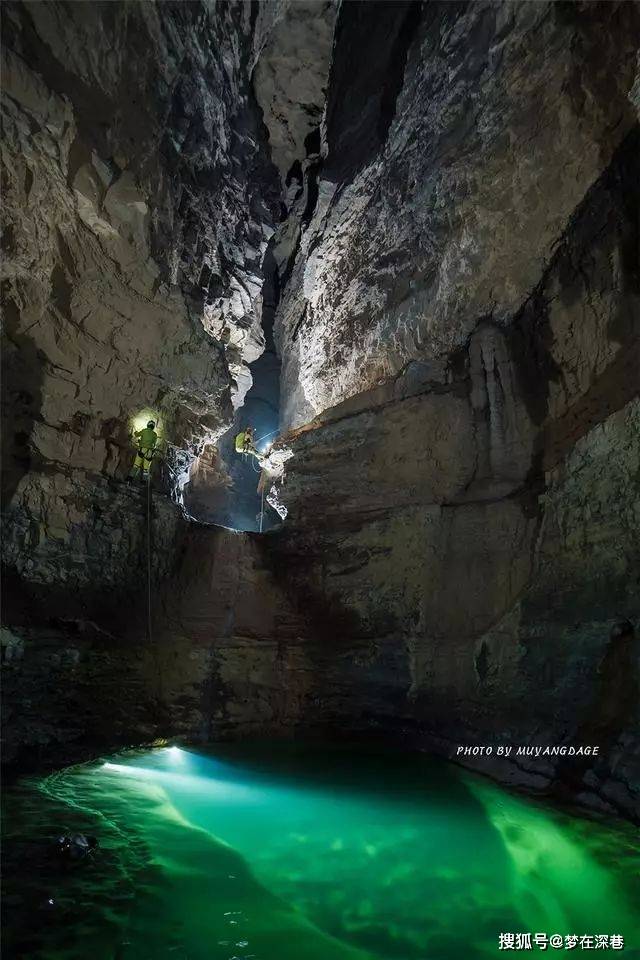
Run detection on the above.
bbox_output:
[2,1,640,957]
[1,0,639,829]
[185,245,283,532]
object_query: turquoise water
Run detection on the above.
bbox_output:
[3,744,639,959]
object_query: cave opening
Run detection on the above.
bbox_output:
[2,0,640,957]
[183,243,284,533]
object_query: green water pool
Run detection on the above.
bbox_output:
[2,743,639,959]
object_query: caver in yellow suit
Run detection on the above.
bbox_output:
[130,421,158,480]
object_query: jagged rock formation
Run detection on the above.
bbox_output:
[270,2,640,818]
[275,0,639,429]
[2,0,639,823]
[253,0,337,181]
[1,1,279,593]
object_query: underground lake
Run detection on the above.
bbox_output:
[2,2,640,957]
[3,743,639,960]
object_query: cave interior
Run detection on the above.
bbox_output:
[1,0,639,956]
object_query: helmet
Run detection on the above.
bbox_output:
[147,420,156,429]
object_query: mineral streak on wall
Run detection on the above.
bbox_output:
[270,0,640,819]
[1,0,639,821]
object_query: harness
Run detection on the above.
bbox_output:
[236,432,253,455]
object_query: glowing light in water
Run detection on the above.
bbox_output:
[101,761,258,801]
[467,778,639,938]
[92,748,640,957]
[5,746,639,960]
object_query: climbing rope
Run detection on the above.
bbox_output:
[146,467,152,647]
[145,463,165,702]
[253,428,279,446]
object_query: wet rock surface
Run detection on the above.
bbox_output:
[1,0,280,594]
[2,0,639,823]
[275,0,639,429]
[271,115,640,819]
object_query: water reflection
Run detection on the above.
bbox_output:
[3,744,639,959]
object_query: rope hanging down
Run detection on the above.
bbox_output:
[145,467,164,700]
[146,468,153,646]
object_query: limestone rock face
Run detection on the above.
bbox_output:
[0,0,333,768]
[275,0,639,429]
[1,527,309,766]
[272,120,640,819]
[1,0,279,593]
[2,0,639,824]
[259,3,640,814]
[253,0,338,181]
[153,527,311,740]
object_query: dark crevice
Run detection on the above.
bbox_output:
[301,158,321,230]
[183,242,283,532]
[324,0,424,181]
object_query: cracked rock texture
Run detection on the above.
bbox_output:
[276,0,639,430]
[1,0,280,593]
[253,0,337,181]
[2,0,639,824]
[270,8,640,816]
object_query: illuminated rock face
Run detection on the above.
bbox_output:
[270,2,640,815]
[275,1,639,430]
[254,0,640,815]
[0,0,332,765]
[253,0,338,182]
[1,1,280,589]
[2,0,639,821]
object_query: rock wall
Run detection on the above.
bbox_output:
[0,0,286,764]
[253,0,337,181]
[2,0,638,826]
[2,525,311,767]
[269,41,640,819]
[152,526,312,741]
[1,0,280,604]
[275,0,639,429]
